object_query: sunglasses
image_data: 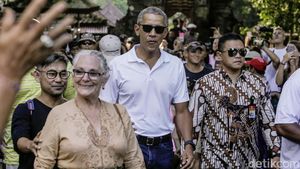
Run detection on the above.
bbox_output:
[222,48,248,57]
[139,24,166,34]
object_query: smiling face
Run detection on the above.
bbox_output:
[186,48,207,65]
[219,40,245,73]
[134,13,168,54]
[35,61,68,97]
[73,54,109,99]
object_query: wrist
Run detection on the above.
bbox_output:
[280,61,286,65]
[184,139,195,151]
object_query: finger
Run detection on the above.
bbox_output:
[52,33,73,50]
[18,0,47,29]
[32,148,37,156]
[48,16,74,39]
[30,1,67,40]
[1,8,15,33]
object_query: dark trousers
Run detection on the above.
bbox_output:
[138,140,174,169]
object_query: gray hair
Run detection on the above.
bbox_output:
[73,50,109,72]
[137,7,168,26]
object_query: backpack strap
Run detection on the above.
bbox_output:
[26,99,35,116]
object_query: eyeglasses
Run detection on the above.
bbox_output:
[139,24,166,34]
[73,69,108,80]
[37,70,70,79]
[221,48,248,57]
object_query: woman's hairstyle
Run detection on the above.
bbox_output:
[137,6,168,26]
[73,50,109,72]
[218,33,244,51]
[36,52,68,69]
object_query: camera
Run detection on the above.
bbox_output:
[251,37,265,47]
[258,26,273,33]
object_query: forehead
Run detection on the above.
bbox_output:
[141,13,165,26]
[223,40,244,49]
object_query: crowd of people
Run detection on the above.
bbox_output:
[0,0,300,169]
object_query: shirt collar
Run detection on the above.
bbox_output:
[127,44,170,63]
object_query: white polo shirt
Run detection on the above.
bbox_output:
[275,69,300,169]
[100,45,189,137]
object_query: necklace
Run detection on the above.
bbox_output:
[74,99,109,147]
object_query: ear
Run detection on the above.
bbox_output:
[134,24,140,37]
[32,70,41,83]
[162,29,168,39]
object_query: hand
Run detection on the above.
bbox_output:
[0,0,73,82]
[271,156,280,169]
[180,145,194,169]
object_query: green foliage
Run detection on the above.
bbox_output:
[92,0,128,14]
[250,0,300,36]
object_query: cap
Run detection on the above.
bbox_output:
[245,57,267,72]
[186,41,205,51]
[245,51,261,60]
[187,23,197,29]
[99,34,121,62]
[78,33,96,43]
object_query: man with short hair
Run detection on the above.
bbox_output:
[100,6,194,169]
[190,33,280,168]
[11,53,69,169]
[78,33,97,50]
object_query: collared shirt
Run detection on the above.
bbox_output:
[100,45,189,137]
[189,69,280,168]
[275,69,300,169]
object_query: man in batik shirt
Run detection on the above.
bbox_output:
[189,33,280,168]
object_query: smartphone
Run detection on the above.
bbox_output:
[286,45,296,52]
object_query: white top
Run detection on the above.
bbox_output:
[262,47,286,92]
[100,45,189,137]
[275,68,300,169]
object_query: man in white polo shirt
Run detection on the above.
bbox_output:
[275,69,300,169]
[100,6,194,169]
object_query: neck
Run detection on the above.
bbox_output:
[185,62,204,73]
[274,43,285,49]
[37,93,65,108]
[223,67,241,84]
[75,95,99,110]
[136,45,160,61]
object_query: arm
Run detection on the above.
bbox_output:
[275,53,292,86]
[0,0,73,135]
[119,106,145,169]
[276,123,300,143]
[261,46,280,69]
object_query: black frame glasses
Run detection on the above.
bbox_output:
[139,24,166,34]
[73,69,108,80]
[37,70,70,79]
[221,48,248,57]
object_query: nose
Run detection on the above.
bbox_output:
[81,72,90,81]
[54,74,63,82]
[149,28,156,36]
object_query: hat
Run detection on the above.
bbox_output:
[245,51,261,60]
[186,41,205,51]
[99,34,121,62]
[78,33,96,43]
[187,23,197,29]
[245,57,267,72]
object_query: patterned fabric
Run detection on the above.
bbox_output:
[34,100,145,169]
[189,69,280,168]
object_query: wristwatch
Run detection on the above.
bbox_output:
[184,140,196,151]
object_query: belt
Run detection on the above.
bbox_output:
[137,133,172,146]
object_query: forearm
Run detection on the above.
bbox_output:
[275,64,285,86]
[175,110,193,141]
[0,75,20,136]
[262,46,280,68]
[276,123,300,144]
[17,137,32,153]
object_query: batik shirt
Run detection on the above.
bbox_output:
[189,69,280,169]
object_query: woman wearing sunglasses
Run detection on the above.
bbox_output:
[189,33,280,168]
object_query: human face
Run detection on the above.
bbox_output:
[272,29,285,44]
[187,48,207,65]
[219,40,245,72]
[35,61,68,97]
[134,13,167,53]
[80,40,97,50]
[73,55,108,98]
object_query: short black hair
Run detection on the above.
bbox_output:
[36,52,68,69]
[218,33,244,51]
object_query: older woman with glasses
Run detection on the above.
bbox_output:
[34,50,145,169]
